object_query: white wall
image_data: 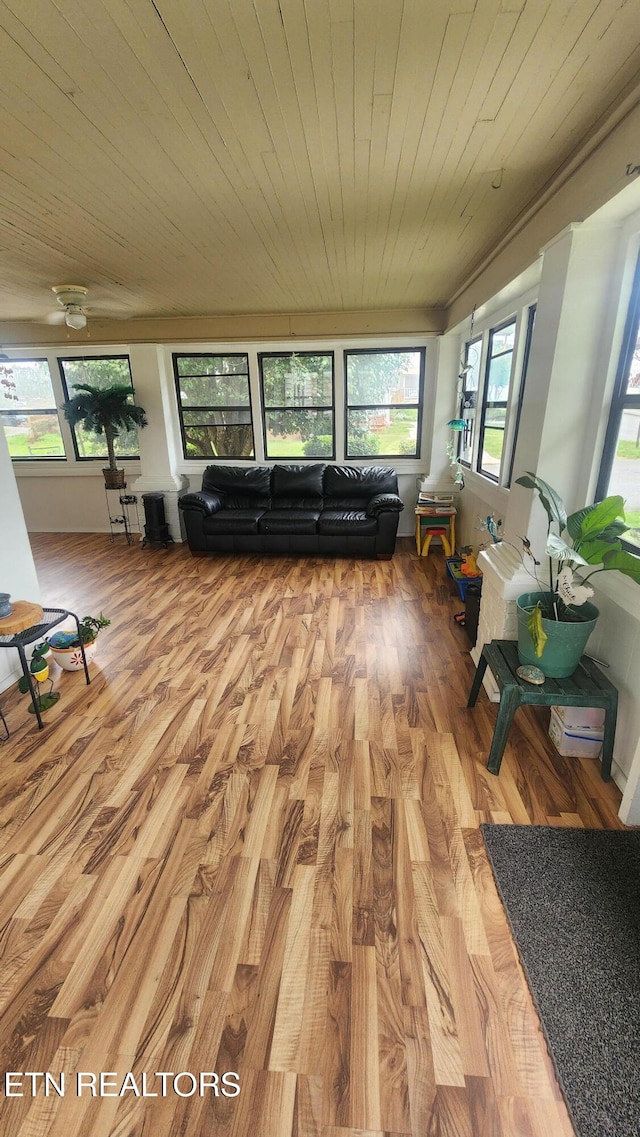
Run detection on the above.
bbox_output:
[448,206,640,803]
[0,427,41,692]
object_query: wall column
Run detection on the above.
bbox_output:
[0,427,41,692]
[128,345,187,541]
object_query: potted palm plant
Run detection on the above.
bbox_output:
[515,472,640,676]
[61,383,148,487]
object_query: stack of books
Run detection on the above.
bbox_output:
[416,491,456,514]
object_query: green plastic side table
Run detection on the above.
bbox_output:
[467,639,618,779]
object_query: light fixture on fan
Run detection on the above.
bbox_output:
[51,285,88,329]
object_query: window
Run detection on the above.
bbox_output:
[173,354,254,459]
[344,348,424,458]
[507,304,536,486]
[59,356,140,462]
[259,352,334,459]
[456,305,533,485]
[477,319,516,481]
[458,336,482,466]
[596,252,640,550]
[0,359,66,459]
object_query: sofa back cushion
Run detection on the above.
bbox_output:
[323,464,398,508]
[203,465,271,509]
[272,463,326,509]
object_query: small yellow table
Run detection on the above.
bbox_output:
[414,507,456,557]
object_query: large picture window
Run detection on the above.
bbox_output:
[259,352,334,459]
[1,358,66,459]
[344,348,424,458]
[596,253,640,550]
[173,354,254,459]
[59,356,139,461]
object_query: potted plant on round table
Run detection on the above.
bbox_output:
[515,472,640,677]
[48,613,110,671]
[61,383,147,488]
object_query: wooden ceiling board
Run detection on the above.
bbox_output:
[0,0,639,334]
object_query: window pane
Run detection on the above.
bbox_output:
[174,352,254,460]
[476,319,516,480]
[1,412,65,458]
[59,356,140,461]
[346,350,422,406]
[184,422,254,459]
[74,423,140,461]
[177,355,248,377]
[0,359,66,459]
[178,374,250,407]
[264,409,333,458]
[1,359,56,409]
[490,324,516,355]
[626,329,640,395]
[480,425,505,478]
[182,409,252,428]
[61,356,132,389]
[607,410,640,549]
[485,352,513,400]
[346,407,418,457]
[459,337,482,464]
[262,354,333,407]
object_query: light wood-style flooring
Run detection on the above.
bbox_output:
[0,534,624,1137]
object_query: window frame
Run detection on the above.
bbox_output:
[456,302,534,488]
[259,350,335,462]
[596,251,640,553]
[58,354,140,464]
[1,357,67,461]
[476,317,517,483]
[172,351,256,461]
[506,303,536,487]
[458,334,483,469]
[343,346,425,460]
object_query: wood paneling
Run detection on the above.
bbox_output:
[0,1,639,335]
[0,534,625,1136]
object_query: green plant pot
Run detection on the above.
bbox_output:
[516,591,600,678]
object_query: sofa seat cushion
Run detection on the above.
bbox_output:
[318,509,378,535]
[259,509,320,535]
[203,508,267,535]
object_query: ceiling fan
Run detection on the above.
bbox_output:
[46,285,89,329]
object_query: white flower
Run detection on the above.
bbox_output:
[557,565,594,607]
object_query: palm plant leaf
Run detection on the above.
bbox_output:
[61,383,147,469]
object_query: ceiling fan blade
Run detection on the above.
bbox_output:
[44,311,67,324]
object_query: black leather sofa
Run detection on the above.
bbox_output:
[178,463,404,558]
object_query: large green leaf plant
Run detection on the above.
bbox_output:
[515,472,640,654]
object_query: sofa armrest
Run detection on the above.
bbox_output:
[179,490,222,516]
[366,492,404,518]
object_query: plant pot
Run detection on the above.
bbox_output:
[103,468,126,489]
[49,639,97,671]
[516,591,599,678]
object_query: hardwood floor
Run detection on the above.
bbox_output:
[0,534,624,1137]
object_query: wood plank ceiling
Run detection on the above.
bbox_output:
[0,0,639,326]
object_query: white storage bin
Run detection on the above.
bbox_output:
[551,704,606,732]
[549,708,603,759]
